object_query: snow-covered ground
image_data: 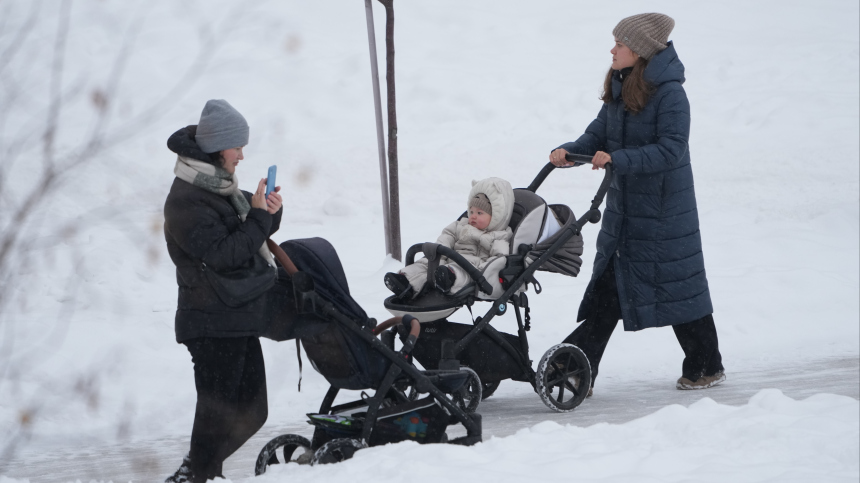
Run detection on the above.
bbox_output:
[0,1,857,482]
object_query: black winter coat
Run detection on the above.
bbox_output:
[558,42,713,331]
[164,126,283,342]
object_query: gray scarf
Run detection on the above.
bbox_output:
[174,156,275,266]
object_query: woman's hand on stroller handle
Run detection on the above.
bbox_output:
[550,148,572,167]
[549,149,612,169]
[590,151,612,170]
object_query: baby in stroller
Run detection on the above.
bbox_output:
[384,177,516,300]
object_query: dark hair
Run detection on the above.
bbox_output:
[600,57,654,114]
[207,150,224,166]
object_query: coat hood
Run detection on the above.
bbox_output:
[468,177,514,232]
[611,41,685,100]
[166,125,214,164]
[643,41,685,86]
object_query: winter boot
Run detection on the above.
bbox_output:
[165,454,193,483]
[434,266,456,292]
[384,272,413,300]
[676,371,726,390]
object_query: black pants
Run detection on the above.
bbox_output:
[184,336,268,480]
[564,259,724,385]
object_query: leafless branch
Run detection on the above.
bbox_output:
[42,0,72,171]
[0,0,40,75]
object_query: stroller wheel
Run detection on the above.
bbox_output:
[451,367,482,413]
[481,381,501,400]
[254,434,313,475]
[407,385,420,401]
[311,438,367,465]
[536,343,591,413]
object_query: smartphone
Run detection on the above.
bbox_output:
[265,165,277,196]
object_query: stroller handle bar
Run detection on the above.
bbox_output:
[527,155,613,224]
[405,243,495,295]
[526,153,610,192]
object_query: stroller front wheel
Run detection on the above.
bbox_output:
[536,343,591,413]
[254,434,313,475]
[451,367,483,413]
[311,438,367,465]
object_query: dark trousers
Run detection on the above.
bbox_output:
[564,259,724,385]
[184,336,268,480]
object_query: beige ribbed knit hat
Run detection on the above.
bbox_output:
[469,193,492,216]
[612,13,674,60]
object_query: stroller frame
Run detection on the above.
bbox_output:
[297,277,482,441]
[392,157,613,411]
[255,266,482,473]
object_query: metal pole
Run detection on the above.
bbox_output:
[364,0,392,256]
[379,0,402,261]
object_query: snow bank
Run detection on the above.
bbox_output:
[250,390,859,483]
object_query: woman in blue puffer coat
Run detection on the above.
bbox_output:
[550,13,724,393]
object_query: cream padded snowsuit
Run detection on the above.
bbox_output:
[401,177,514,295]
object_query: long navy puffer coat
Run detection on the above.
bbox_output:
[558,42,713,331]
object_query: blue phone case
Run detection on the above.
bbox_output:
[266,165,277,196]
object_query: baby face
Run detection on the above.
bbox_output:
[468,207,492,230]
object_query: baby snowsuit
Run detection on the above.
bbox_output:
[401,177,514,295]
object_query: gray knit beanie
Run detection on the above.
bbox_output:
[469,193,492,216]
[612,13,674,60]
[195,99,250,154]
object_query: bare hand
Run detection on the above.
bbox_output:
[266,185,282,214]
[592,151,612,170]
[251,178,268,210]
[549,149,574,167]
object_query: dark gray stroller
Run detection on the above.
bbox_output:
[384,156,613,412]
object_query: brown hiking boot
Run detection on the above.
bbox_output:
[676,371,726,390]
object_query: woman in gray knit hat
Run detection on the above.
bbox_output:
[549,13,725,395]
[162,99,291,483]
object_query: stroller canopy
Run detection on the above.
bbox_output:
[509,189,583,278]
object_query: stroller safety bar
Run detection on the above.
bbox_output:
[405,243,495,295]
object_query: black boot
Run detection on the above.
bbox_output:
[384,272,414,299]
[434,266,456,292]
[165,454,193,483]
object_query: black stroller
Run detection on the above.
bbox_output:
[254,237,483,474]
[383,156,612,413]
